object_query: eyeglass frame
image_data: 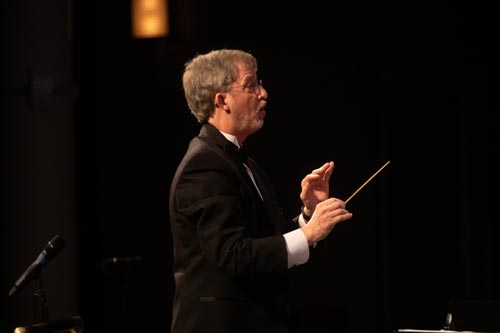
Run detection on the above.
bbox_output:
[227,79,264,96]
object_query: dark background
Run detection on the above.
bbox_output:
[1,0,499,332]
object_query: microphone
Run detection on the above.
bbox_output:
[9,235,66,297]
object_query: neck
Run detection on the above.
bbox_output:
[208,118,247,146]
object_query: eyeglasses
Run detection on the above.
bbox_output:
[228,79,264,95]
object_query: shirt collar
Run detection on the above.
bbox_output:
[219,130,241,148]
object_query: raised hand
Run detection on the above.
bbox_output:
[299,161,334,217]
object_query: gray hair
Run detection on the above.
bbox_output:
[182,49,258,123]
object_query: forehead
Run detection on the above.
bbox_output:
[234,61,256,81]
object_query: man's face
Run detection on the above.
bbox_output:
[226,62,268,138]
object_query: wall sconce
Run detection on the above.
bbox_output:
[131,0,169,38]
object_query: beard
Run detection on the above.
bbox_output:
[236,112,264,136]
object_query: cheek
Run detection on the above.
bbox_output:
[239,98,254,112]
[248,98,260,110]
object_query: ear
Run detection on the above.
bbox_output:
[214,92,230,112]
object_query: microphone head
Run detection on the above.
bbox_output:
[46,235,66,258]
[36,235,66,266]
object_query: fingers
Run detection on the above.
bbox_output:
[310,161,334,181]
[311,161,333,175]
[323,161,334,180]
[323,199,351,226]
[317,197,346,212]
[301,173,321,187]
[302,161,334,184]
[303,197,352,244]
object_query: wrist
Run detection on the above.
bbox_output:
[300,225,315,246]
[301,206,312,222]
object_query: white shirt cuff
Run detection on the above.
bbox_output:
[298,213,308,227]
[284,228,310,268]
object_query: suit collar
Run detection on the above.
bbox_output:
[200,123,234,148]
[199,123,243,157]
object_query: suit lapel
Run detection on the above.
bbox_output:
[198,123,281,234]
[246,158,282,235]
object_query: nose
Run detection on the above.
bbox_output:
[258,85,268,99]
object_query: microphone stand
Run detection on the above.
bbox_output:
[14,273,83,333]
[33,274,51,324]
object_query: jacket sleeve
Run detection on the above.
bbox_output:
[171,148,289,279]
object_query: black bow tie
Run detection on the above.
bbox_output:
[227,144,249,165]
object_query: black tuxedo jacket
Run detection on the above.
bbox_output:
[169,123,301,333]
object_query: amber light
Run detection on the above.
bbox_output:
[131,0,169,38]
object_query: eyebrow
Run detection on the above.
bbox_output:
[240,74,257,84]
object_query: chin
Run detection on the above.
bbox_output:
[251,119,264,133]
